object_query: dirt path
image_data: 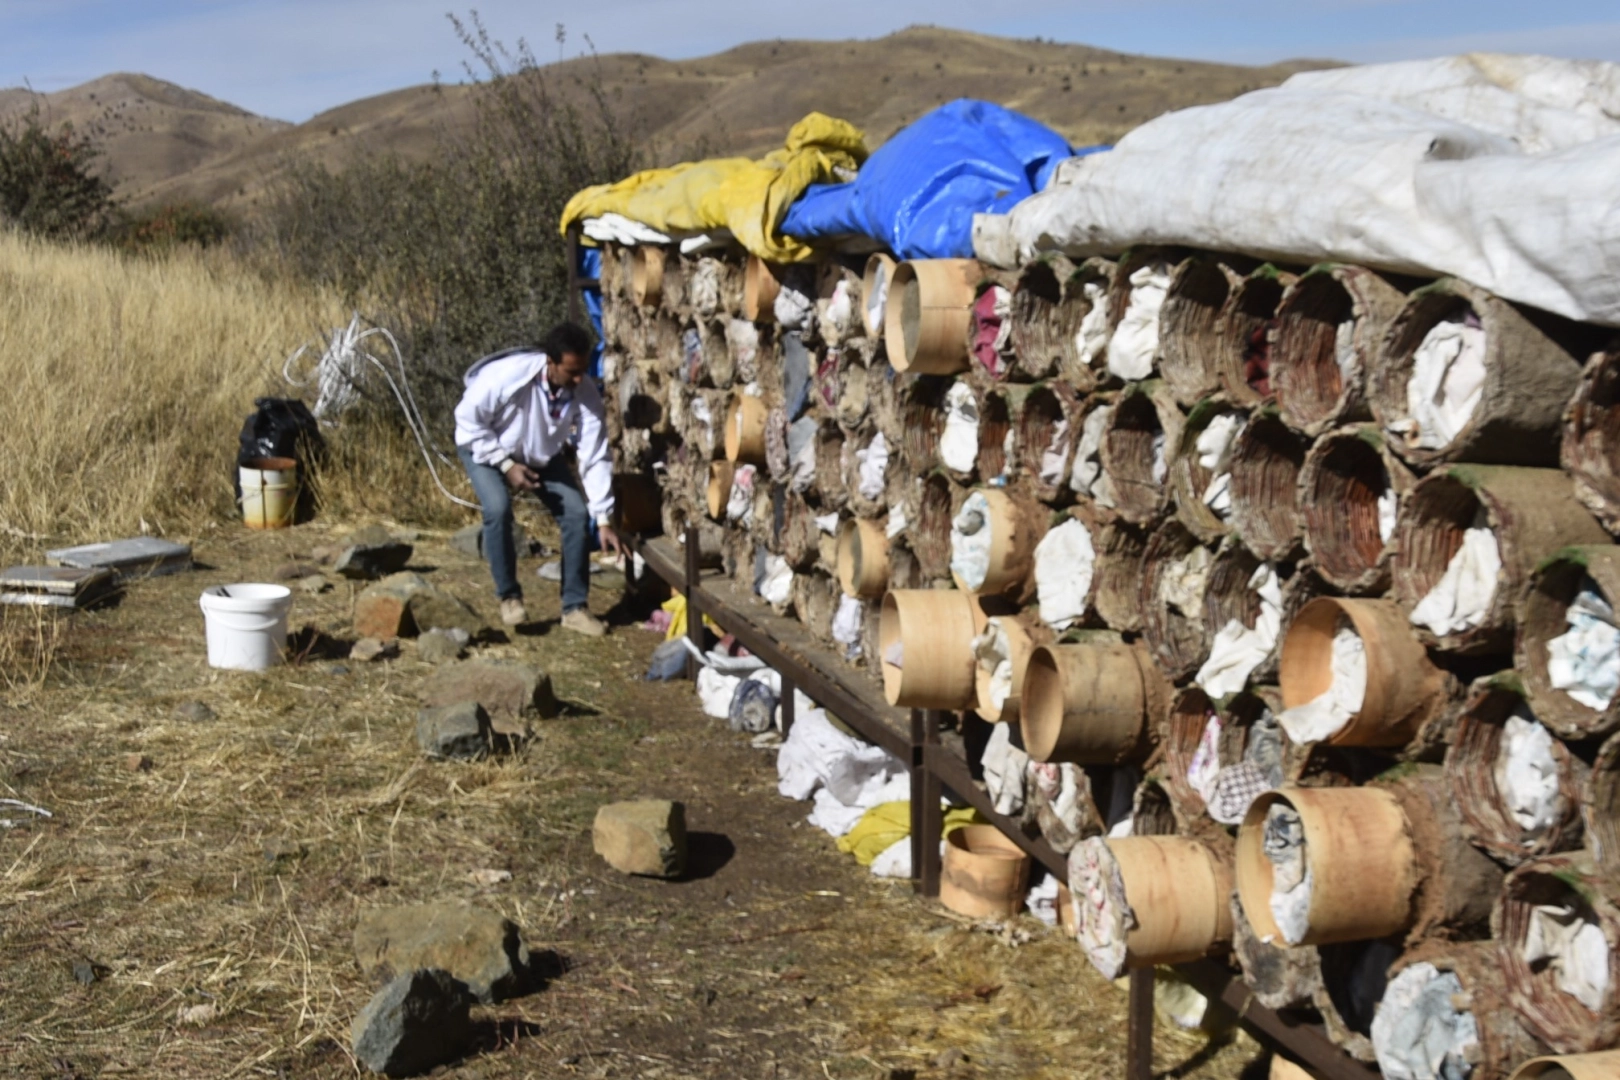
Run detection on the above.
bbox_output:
[0,520,1261,1080]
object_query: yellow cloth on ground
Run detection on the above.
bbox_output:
[560,113,867,263]
[660,594,716,643]
[837,803,985,867]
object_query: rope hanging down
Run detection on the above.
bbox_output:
[282,314,481,510]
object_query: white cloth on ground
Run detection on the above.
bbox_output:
[1263,803,1313,945]
[940,382,980,475]
[1547,581,1620,711]
[777,704,901,802]
[870,835,912,878]
[1033,517,1097,630]
[1106,264,1170,380]
[696,665,743,719]
[1395,317,1487,451]
[982,721,1030,817]
[807,771,910,838]
[950,491,994,591]
[1496,708,1564,836]
[1196,564,1283,698]
[856,432,888,501]
[1409,525,1500,637]
[1278,623,1368,744]
[1371,962,1480,1080]
[1524,902,1611,1013]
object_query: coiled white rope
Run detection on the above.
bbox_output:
[283,314,481,510]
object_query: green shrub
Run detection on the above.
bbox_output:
[0,106,116,240]
[112,200,234,254]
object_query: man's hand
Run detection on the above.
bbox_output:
[598,524,625,560]
[503,462,540,491]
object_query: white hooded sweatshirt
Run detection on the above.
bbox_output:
[453,350,616,525]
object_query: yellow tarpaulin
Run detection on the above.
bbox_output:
[560,112,867,264]
[836,803,985,867]
[659,594,716,643]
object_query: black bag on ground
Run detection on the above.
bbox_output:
[235,398,326,523]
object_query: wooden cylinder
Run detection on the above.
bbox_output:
[879,588,979,709]
[949,488,1044,599]
[1513,1053,1620,1080]
[1016,382,1082,503]
[1139,520,1214,682]
[1392,466,1608,655]
[723,394,769,465]
[705,461,736,520]
[1101,379,1185,525]
[1236,786,1418,946]
[742,254,781,323]
[1272,265,1406,436]
[1372,278,1585,467]
[1159,256,1248,407]
[1020,640,1166,765]
[939,825,1030,919]
[1170,398,1247,544]
[1519,546,1620,742]
[1215,265,1295,406]
[884,258,982,375]
[1446,675,1587,867]
[1008,255,1078,381]
[1379,942,1550,1080]
[861,253,896,340]
[835,517,888,599]
[1495,854,1620,1054]
[1071,835,1233,978]
[1563,342,1620,534]
[1229,411,1308,561]
[630,245,665,308]
[1280,597,1452,748]
[1299,425,1415,595]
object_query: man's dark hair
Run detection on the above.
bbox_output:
[543,321,595,364]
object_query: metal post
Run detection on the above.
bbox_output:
[1127,967,1155,1080]
[910,709,942,897]
[684,524,702,682]
[779,676,796,736]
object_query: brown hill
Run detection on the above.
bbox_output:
[5,27,1340,210]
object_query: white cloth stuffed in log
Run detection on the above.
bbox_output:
[885,504,907,538]
[1393,316,1487,452]
[1334,319,1358,385]
[971,617,1017,716]
[1029,761,1091,854]
[1039,417,1071,488]
[1197,413,1245,517]
[1496,707,1564,837]
[814,512,839,535]
[982,721,1030,817]
[1186,712,1223,805]
[1524,902,1611,1012]
[689,259,722,317]
[1159,545,1214,617]
[758,554,793,607]
[855,432,888,501]
[774,280,814,331]
[1379,487,1400,544]
[1371,962,1480,1080]
[939,382,980,475]
[1151,430,1169,485]
[690,394,714,451]
[869,835,912,878]
[1409,524,1501,638]
[818,279,855,344]
[786,416,818,493]
[1263,802,1313,945]
[1071,404,1118,507]
[1075,280,1111,366]
[725,319,759,379]
[1106,263,1171,381]
[865,260,891,336]
[725,464,756,524]
[1547,578,1620,710]
[950,492,995,591]
[1196,563,1284,698]
[1033,517,1097,630]
[1071,837,1136,977]
[1278,622,1367,744]
[831,595,864,660]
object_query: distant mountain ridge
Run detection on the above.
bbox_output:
[0,27,1340,211]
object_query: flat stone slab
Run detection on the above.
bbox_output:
[593,799,687,879]
[420,660,558,735]
[354,901,530,1004]
[416,702,490,760]
[351,968,473,1077]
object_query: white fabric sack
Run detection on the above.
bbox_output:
[1496,708,1564,836]
[1106,263,1170,380]
[980,54,1620,327]
[1547,581,1620,711]
[696,665,742,720]
[1371,962,1481,1080]
[1524,903,1611,1012]
[856,432,888,501]
[940,382,980,475]
[1070,404,1117,507]
[1075,280,1111,365]
[1394,317,1486,450]
[1195,563,1283,697]
[1034,517,1097,630]
[1410,526,1500,637]
[870,835,913,879]
[1278,623,1367,744]
[1197,413,1245,517]
[949,491,994,591]
[758,554,793,607]
[982,720,1030,817]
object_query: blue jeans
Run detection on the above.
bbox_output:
[457,445,591,613]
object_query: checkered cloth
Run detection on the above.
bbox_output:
[1207,762,1273,825]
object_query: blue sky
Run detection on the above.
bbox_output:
[5,0,1620,122]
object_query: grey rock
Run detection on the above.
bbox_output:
[419,660,559,736]
[451,520,529,560]
[173,701,215,723]
[335,541,415,581]
[416,702,490,760]
[354,902,530,1004]
[294,573,331,595]
[406,590,484,636]
[592,800,687,878]
[416,629,467,665]
[351,637,399,663]
[350,968,473,1077]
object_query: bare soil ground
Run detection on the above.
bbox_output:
[0,516,1265,1080]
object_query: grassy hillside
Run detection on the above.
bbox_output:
[4,27,1337,210]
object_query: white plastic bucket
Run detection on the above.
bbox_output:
[199,584,293,670]
[240,457,298,529]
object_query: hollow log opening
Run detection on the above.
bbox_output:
[915,474,957,582]
[1160,259,1234,405]
[1010,259,1075,380]
[1273,274,1357,431]
[1141,521,1211,681]
[1018,384,1075,498]
[1520,552,1620,742]
[1391,475,1478,617]
[1563,345,1620,531]
[900,378,948,468]
[1374,293,1477,451]
[1204,543,1268,639]
[1130,778,1179,836]
[1165,687,1218,814]
[1317,937,1401,1059]
[1094,522,1149,633]
[1230,415,1307,559]
[1218,274,1289,404]
[1060,261,1115,388]
[1302,433,1396,591]
[1104,391,1172,522]
[1173,402,1247,543]
[977,388,1012,481]
[813,421,847,508]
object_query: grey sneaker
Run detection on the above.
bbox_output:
[560,608,607,637]
[499,598,529,627]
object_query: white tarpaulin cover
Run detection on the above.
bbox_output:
[977,54,1620,327]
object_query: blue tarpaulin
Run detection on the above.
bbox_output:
[779,98,1103,260]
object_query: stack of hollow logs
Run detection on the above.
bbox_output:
[597,237,1620,1078]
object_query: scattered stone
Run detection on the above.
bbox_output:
[420,660,559,736]
[451,521,528,560]
[351,637,400,663]
[537,559,605,582]
[173,701,215,723]
[353,902,530,1003]
[354,573,433,639]
[592,800,687,879]
[295,574,330,595]
[123,752,152,773]
[351,524,399,547]
[72,960,99,985]
[351,968,474,1078]
[335,530,415,580]
[416,629,467,665]
[406,591,484,637]
[415,703,490,760]
[466,868,512,887]
[310,544,342,566]
[176,1002,218,1026]
[273,561,323,582]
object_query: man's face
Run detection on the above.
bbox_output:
[549,351,589,389]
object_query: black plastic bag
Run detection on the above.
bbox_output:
[235,398,326,522]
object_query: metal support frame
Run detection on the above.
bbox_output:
[630,532,1378,1080]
